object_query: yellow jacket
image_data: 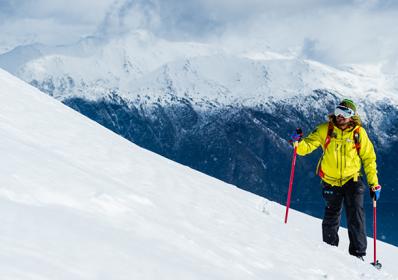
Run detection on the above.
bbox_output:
[297,122,378,187]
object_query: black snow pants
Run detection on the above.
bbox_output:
[321,178,367,257]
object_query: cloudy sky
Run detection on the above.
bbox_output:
[1,0,398,65]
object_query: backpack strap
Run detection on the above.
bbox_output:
[324,122,361,155]
[353,127,361,155]
[318,122,334,179]
[324,121,334,151]
[353,126,361,182]
[319,122,362,182]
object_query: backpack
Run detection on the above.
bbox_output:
[317,122,361,181]
[323,121,361,155]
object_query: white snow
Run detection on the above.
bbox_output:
[0,67,397,279]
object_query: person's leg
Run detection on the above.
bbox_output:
[344,179,367,257]
[322,181,344,246]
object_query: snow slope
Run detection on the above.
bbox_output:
[0,70,397,279]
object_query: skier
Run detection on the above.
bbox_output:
[290,99,381,259]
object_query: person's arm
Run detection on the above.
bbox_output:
[296,125,324,156]
[358,127,379,187]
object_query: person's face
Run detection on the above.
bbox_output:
[334,105,354,127]
[336,114,351,126]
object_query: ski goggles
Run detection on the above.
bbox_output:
[334,105,355,118]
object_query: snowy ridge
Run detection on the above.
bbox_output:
[0,66,397,279]
[120,55,398,108]
[0,30,221,100]
[1,30,398,107]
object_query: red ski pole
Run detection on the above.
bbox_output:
[284,142,298,224]
[371,199,382,269]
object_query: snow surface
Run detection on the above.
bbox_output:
[0,69,397,279]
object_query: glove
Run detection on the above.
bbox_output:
[370,185,381,201]
[290,128,303,143]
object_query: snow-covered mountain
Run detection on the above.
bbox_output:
[0,66,397,280]
[1,32,397,144]
[2,31,398,106]
[0,30,221,100]
[1,30,397,246]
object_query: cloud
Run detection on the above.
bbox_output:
[209,0,398,65]
[92,0,398,65]
[0,0,113,51]
[1,0,398,66]
[94,0,224,39]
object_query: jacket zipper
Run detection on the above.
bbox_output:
[340,130,344,185]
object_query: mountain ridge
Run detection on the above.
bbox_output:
[1,30,398,105]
